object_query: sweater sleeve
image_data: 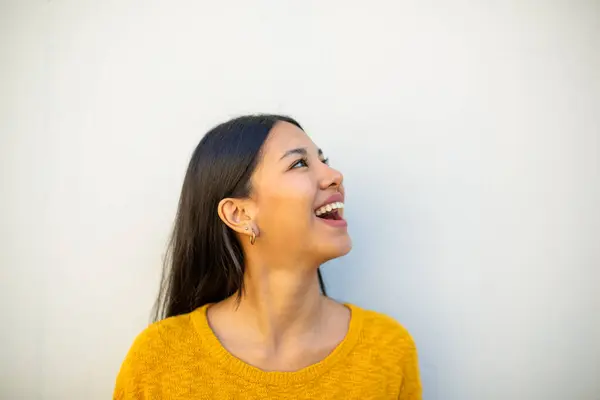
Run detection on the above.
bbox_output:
[113,324,161,400]
[113,342,147,400]
[113,359,138,400]
[398,337,422,400]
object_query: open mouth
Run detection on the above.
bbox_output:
[315,202,344,221]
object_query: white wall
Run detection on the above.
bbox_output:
[1,1,599,399]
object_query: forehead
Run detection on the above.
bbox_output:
[261,121,318,162]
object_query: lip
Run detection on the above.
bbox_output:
[318,217,348,228]
[314,192,347,228]
[314,192,344,211]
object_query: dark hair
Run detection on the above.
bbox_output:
[153,114,327,321]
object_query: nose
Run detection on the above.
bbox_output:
[320,164,343,190]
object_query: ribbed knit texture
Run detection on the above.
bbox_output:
[114,304,421,399]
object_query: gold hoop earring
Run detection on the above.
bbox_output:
[250,229,256,245]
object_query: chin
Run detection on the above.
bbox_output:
[315,236,353,263]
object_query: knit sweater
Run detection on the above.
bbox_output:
[114,303,421,399]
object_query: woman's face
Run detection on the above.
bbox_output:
[250,121,352,264]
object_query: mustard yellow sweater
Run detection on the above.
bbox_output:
[114,304,421,399]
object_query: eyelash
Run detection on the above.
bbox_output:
[291,157,329,169]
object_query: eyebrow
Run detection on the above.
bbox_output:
[280,147,323,160]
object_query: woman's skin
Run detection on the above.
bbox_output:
[209,121,353,372]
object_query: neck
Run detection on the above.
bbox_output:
[223,256,326,348]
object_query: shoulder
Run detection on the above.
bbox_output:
[124,312,198,361]
[350,303,417,352]
[347,304,422,397]
[114,312,200,398]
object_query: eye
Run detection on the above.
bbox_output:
[290,158,309,169]
[289,156,330,170]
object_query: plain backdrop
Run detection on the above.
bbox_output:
[1,1,599,399]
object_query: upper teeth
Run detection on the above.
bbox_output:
[315,202,344,216]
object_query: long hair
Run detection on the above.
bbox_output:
[153,114,327,321]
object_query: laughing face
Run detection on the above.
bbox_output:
[249,121,352,265]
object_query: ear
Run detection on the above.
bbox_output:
[217,197,256,235]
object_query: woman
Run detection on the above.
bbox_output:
[114,115,421,399]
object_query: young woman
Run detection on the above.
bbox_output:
[114,115,421,399]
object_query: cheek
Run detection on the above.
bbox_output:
[257,178,316,231]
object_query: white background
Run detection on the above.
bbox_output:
[1,1,599,399]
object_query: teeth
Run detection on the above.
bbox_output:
[315,202,344,216]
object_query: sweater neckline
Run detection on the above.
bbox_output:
[190,302,364,385]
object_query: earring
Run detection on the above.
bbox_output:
[244,225,256,245]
